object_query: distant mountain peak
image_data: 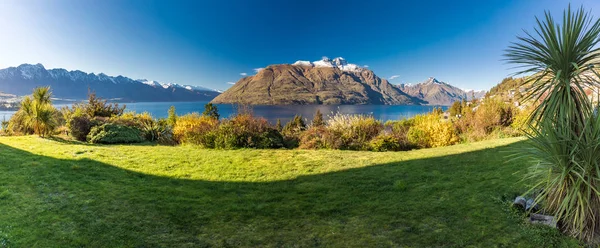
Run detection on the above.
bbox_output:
[213,60,423,105]
[18,63,45,69]
[398,77,487,104]
[292,56,364,72]
[0,63,221,101]
[422,77,444,85]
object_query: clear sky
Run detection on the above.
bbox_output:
[0,0,599,91]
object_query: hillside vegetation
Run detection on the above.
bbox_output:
[0,136,579,247]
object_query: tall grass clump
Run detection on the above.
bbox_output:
[506,5,600,243]
[323,113,382,150]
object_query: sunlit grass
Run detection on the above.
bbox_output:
[0,136,580,247]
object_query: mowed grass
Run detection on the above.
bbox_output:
[0,136,580,247]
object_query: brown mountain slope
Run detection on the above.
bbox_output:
[398,77,470,105]
[212,63,424,105]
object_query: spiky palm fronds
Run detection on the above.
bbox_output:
[32,102,57,137]
[32,86,52,105]
[521,115,600,243]
[10,87,57,137]
[505,6,600,129]
[506,5,600,243]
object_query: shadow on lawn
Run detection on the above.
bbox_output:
[0,141,578,247]
[47,135,162,147]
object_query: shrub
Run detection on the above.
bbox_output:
[448,100,462,117]
[379,119,415,150]
[141,119,176,145]
[369,134,404,152]
[282,115,306,148]
[168,106,177,126]
[472,98,514,134]
[407,112,459,148]
[275,119,282,132]
[75,92,125,118]
[0,119,8,134]
[69,116,93,141]
[202,103,220,120]
[323,113,382,150]
[110,111,153,129]
[213,114,283,149]
[173,113,219,146]
[312,109,325,127]
[299,126,332,149]
[385,119,413,135]
[87,123,143,144]
[511,106,534,132]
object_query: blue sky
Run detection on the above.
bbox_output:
[0,0,598,91]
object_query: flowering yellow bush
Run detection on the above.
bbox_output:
[173,113,219,145]
[407,113,459,148]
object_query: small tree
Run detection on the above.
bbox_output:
[275,119,282,132]
[312,109,325,127]
[505,5,600,243]
[80,92,125,118]
[283,115,306,133]
[168,106,177,126]
[449,101,462,117]
[0,117,8,133]
[202,103,219,120]
[9,86,58,137]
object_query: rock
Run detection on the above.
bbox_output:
[529,213,557,228]
[513,196,527,210]
[525,198,540,212]
[513,196,540,212]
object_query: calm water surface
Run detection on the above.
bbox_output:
[1,102,447,123]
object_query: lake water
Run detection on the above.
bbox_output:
[0,102,447,124]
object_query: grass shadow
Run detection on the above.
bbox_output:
[46,135,161,147]
[0,140,580,247]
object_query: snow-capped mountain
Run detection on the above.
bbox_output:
[398,77,479,105]
[213,57,424,105]
[293,57,364,72]
[0,64,220,102]
[137,80,222,93]
[462,89,487,100]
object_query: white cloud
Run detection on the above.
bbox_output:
[240,72,247,76]
[388,75,400,80]
[226,82,236,85]
[253,68,264,73]
[363,65,369,68]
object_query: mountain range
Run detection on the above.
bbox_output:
[0,61,486,105]
[213,57,485,105]
[0,64,220,102]
[212,57,425,105]
[398,78,486,105]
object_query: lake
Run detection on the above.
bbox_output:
[0,102,447,123]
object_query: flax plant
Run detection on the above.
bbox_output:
[505,5,600,243]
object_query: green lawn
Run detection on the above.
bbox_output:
[0,136,580,247]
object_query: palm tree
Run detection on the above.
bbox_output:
[33,86,52,105]
[505,6,600,243]
[12,87,57,137]
[506,6,600,127]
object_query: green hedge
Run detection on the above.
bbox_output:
[87,123,144,144]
